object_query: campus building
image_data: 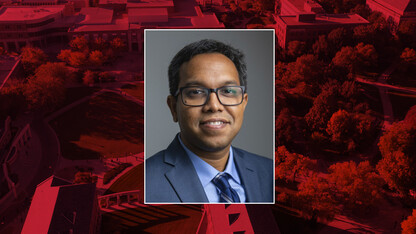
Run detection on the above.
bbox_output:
[69,0,224,52]
[0,5,75,51]
[280,0,324,15]
[275,13,369,48]
[0,0,223,52]
[22,176,101,234]
[366,0,416,30]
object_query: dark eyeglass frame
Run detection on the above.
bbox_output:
[174,85,246,107]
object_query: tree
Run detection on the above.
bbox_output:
[286,41,306,58]
[20,47,48,75]
[0,79,26,118]
[377,122,416,195]
[296,175,337,222]
[282,54,325,94]
[254,0,275,12]
[275,146,316,182]
[327,28,350,55]
[275,108,296,146]
[24,74,65,111]
[404,105,416,125]
[68,51,88,67]
[398,21,416,47]
[83,70,97,85]
[110,37,126,54]
[402,210,416,234]
[74,171,97,184]
[399,48,416,73]
[89,50,106,67]
[313,35,330,60]
[70,36,89,52]
[332,46,357,74]
[355,42,378,69]
[353,25,376,44]
[401,48,416,63]
[328,161,384,211]
[350,4,370,19]
[332,43,377,74]
[57,49,72,64]
[305,86,339,131]
[92,37,107,51]
[326,109,355,144]
[326,108,378,152]
[34,62,72,82]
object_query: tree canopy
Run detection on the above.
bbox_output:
[377,121,416,195]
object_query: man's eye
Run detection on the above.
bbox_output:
[186,89,206,96]
[220,88,237,96]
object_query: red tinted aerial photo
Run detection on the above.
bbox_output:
[0,0,416,233]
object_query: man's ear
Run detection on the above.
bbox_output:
[242,93,248,110]
[167,95,178,122]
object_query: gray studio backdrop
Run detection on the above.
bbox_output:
[145,29,274,159]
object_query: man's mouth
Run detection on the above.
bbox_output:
[200,118,229,129]
[205,121,224,125]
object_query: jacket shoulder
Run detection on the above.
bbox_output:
[233,147,273,168]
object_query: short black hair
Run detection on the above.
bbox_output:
[168,39,247,96]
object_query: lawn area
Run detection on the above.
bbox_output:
[121,82,144,101]
[105,163,143,195]
[51,91,143,160]
[388,70,416,88]
[62,86,100,107]
[388,91,416,121]
[101,204,203,234]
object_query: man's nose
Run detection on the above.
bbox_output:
[202,92,224,112]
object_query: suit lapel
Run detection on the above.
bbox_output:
[233,148,262,202]
[163,137,208,203]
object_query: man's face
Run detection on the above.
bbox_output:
[168,53,248,153]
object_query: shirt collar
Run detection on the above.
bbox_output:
[177,134,241,187]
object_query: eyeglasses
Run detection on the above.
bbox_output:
[174,86,246,106]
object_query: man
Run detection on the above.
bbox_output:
[146,39,273,203]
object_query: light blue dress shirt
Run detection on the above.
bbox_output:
[178,135,246,202]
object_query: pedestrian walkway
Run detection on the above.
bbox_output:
[356,62,401,130]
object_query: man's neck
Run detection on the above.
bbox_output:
[195,148,230,172]
[180,137,230,172]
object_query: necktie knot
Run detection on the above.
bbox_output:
[213,173,240,203]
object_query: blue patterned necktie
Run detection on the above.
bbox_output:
[212,173,241,203]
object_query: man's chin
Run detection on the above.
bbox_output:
[197,139,232,152]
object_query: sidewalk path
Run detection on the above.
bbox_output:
[356,62,401,130]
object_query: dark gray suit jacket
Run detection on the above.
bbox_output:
[145,136,273,203]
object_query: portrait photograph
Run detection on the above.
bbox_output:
[145,29,275,204]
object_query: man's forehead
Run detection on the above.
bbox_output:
[181,80,240,87]
[178,53,239,86]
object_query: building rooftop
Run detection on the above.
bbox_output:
[287,0,322,12]
[279,13,369,26]
[126,0,173,8]
[128,7,167,17]
[99,0,126,4]
[22,176,97,234]
[21,0,57,3]
[128,7,168,23]
[71,16,128,31]
[78,7,113,24]
[0,5,65,22]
